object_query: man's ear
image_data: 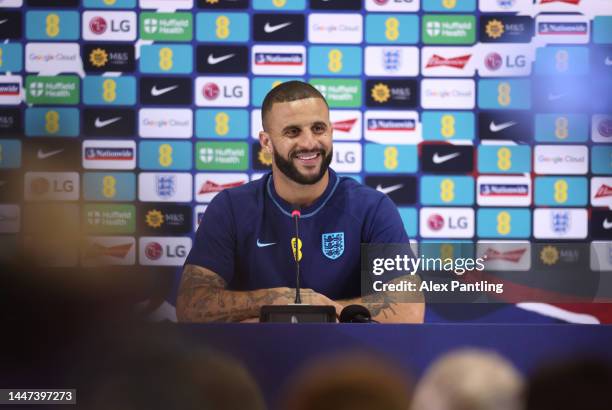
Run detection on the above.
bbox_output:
[259,131,272,153]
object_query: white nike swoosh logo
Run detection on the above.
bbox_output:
[490,121,517,133]
[207,53,235,65]
[37,148,64,159]
[432,152,461,164]
[257,239,276,248]
[603,219,612,229]
[376,184,404,195]
[264,21,292,33]
[548,93,567,101]
[151,85,179,97]
[95,117,122,128]
[0,19,8,25]
[605,57,612,66]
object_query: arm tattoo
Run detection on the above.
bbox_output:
[178,265,296,322]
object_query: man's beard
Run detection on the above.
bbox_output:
[273,147,333,185]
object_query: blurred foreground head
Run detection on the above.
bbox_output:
[411,349,523,410]
[281,351,413,410]
[525,357,612,410]
[82,325,267,410]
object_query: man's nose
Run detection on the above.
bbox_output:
[297,129,319,151]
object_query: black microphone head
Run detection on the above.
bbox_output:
[339,305,372,323]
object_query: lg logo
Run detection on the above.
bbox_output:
[89,17,131,34]
[144,242,187,260]
[484,52,526,71]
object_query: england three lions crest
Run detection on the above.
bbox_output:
[322,232,344,260]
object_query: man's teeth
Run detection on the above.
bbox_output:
[297,153,318,160]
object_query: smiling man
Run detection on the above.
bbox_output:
[177,81,423,323]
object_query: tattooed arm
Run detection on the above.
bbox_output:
[176,264,344,323]
[336,275,424,324]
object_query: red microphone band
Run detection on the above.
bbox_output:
[291,210,301,218]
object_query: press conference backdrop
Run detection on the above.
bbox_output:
[0,0,610,271]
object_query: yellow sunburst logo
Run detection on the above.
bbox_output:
[486,20,505,39]
[89,48,109,68]
[145,210,164,228]
[258,149,273,166]
[540,246,559,266]
[371,83,390,103]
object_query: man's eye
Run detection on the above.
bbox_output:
[285,128,299,137]
[313,125,326,133]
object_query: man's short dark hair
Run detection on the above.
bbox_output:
[261,80,328,131]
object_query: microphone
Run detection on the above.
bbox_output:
[339,305,377,323]
[291,209,301,304]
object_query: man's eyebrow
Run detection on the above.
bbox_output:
[281,124,301,133]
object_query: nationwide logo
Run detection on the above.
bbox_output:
[0,77,21,106]
[480,184,529,196]
[538,22,587,35]
[426,54,472,69]
[0,83,19,96]
[140,12,193,41]
[83,140,136,169]
[252,45,306,75]
[84,148,134,161]
[255,52,302,66]
[83,44,135,72]
[367,119,415,131]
